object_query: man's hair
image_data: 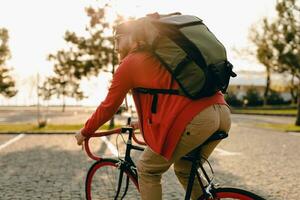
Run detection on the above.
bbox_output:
[115,19,149,51]
[114,12,182,46]
[114,20,137,35]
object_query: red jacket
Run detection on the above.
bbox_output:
[81,51,227,160]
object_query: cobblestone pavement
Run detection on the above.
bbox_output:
[1,118,300,199]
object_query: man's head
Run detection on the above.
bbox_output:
[114,20,137,60]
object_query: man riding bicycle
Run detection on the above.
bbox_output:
[75,13,231,200]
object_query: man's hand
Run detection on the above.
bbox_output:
[130,121,140,130]
[75,131,85,146]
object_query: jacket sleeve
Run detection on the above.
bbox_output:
[81,57,134,136]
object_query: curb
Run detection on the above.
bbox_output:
[231,112,296,117]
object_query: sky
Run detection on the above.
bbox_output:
[0,0,278,105]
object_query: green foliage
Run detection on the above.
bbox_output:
[233,108,297,116]
[271,0,300,76]
[40,51,85,101]
[0,28,17,98]
[225,92,243,107]
[267,90,286,105]
[250,0,300,124]
[273,0,300,125]
[0,123,115,132]
[249,18,277,70]
[249,18,276,105]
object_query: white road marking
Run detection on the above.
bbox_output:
[100,136,118,156]
[288,132,300,137]
[0,134,25,151]
[214,148,242,156]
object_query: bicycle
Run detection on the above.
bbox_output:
[84,118,265,200]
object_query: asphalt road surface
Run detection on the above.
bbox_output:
[0,113,299,199]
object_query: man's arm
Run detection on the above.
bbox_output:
[79,57,134,138]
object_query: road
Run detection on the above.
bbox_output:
[0,106,132,125]
[0,114,299,199]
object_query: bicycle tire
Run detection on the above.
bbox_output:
[198,187,266,200]
[85,158,140,200]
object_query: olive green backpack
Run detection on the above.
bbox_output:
[133,13,237,113]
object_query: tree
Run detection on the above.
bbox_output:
[249,19,277,106]
[250,0,300,125]
[40,51,85,112]
[270,0,300,125]
[0,28,17,98]
[41,5,125,126]
[289,73,298,104]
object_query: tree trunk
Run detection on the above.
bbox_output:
[263,67,271,106]
[109,116,115,129]
[295,86,300,126]
[62,95,66,112]
[290,75,298,104]
[108,61,116,129]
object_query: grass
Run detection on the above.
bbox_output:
[256,123,300,132]
[232,109,297,116]
[0,123,115,133]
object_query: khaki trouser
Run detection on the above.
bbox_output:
[137,104,231,200]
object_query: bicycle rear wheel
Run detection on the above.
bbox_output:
[199,187,265,200]
[85,158,140,200]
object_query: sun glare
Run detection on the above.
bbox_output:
[0,0,278,106]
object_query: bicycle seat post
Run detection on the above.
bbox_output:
[184,146,203,200]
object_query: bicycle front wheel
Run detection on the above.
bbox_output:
[199,187,266,200]
[85,158,140,200]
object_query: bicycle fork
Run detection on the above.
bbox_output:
[114,168,130,200]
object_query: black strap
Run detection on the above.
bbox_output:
[135,87,180,113]
[135,88,180,95]
[221,61,236,94]
[174,56,190,76]
[151,94,158,113]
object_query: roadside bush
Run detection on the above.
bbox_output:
[243,87,263,106]
[267,90,285,105]
[225,92,243,107]
[38,119,47,128]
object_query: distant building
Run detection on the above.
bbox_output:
[228,70,292,101]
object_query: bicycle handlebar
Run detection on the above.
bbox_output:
[84,127,146,161]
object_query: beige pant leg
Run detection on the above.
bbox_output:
[174,104,231,200]
[137,147,173,200]
[201,105,231,160]
[137,105,231,200]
